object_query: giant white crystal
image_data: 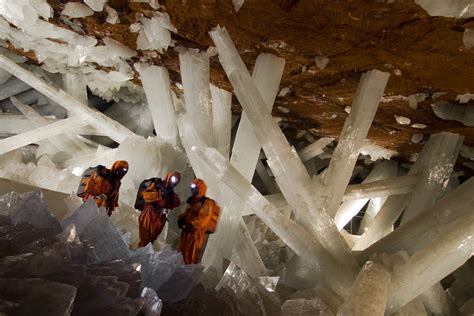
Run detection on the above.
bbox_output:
[209,26,358,272]
[0,54,135,143]
[210,84,232,159]
[202,53,284,274]
[334,161,397,230]
[338,261,391,315]
[135,63,178,146]
[321,70,390,218]
[386,218,473,313]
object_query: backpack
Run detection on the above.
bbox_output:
[134,178,162,211]
[76,165,107,198]
[205,199,221,234]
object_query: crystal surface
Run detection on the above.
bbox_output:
[210,84,232,159]
[84,0,107,12]
[215,262,281,316]
[10,190,61,234]
[0,116,87,156]
[415,0,474,18]
[61,2,94,18]
[355,132,463,250]
[140,287,162,316]
[298,137,334,162]
[431,101,474,127]
[135,64,178,145]
[11,96,91,155]
[179,50,214,147]
[320,70,390,218]
[386,217,473,313]
[343,174,416,202]
[338,261,391,316]
[210,26,357,272]
[359,177,474,262]
[202,53,284,274]
[192,146,356,299]
[0,54,135,143]
[334,161,397,230]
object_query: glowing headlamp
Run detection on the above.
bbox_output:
[171,176,177,183]
[190,183,197,189]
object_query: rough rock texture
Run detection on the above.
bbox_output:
[6,0,474,175]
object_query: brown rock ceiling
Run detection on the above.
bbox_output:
[14,1,474,174]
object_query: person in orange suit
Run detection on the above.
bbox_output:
[138,172,181,247]
[177,178,221,264]
[78,160,129,216]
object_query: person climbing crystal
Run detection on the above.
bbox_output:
[136,172,181,247]
[177,178,221,264]
[76,160,129,216]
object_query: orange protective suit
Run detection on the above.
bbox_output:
[178,179,221,264]
[138,172,181,247]
[82,160,129,216]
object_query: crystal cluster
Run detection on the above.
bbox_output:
[0,6,471,315]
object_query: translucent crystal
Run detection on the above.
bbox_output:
[359,177,474,262]
[343,174,416,202]
[11,97,91,155]
[137,16,172,52]
[114,135,187,188]
[431,101,474,127]
[81,211,129,264]
[334,161,397,230]
[315,56,330,70]
[131,246,203,303]
[338,261,391,315]
[179,50,214,147]
[0,116,88,156]
[202,53,284,273]
[386,217,473,313]
[62,73,88,106]
[191,146,356,299]
[321,70,390,218]
[209,26,357,271]
[61,2,94,18]
[135,63,178,145]
[355,132,463,250]
[84,0,107,12]
[6,190,61,233]
[415,0,474,18]
[104,5,119,24]
[392,298,427,316]
[401,132,463,224]
[232,0,245,12]
[280,298,333,316]
[298,137,334,162]
[0,77,31,101]
[230,218,268,278]
[395,115,411,125]
[215,262,281,315]
[255,160,279,194]
[0,55,135,143]
[210,84,232,159]
[140,287,162,316]
[411,133,424,144]
[257,276,280,292]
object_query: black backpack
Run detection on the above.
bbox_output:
[134,177,162,211]
[76,165,106,198]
